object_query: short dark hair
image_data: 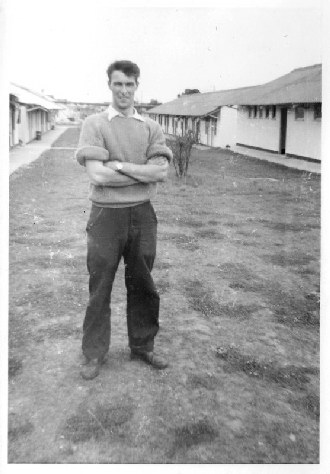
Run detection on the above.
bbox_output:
[106,60,140,84]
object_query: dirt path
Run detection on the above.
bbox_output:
[9,128,320,463]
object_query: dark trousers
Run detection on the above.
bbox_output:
[82,201,160,360]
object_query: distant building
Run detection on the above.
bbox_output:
[134,100,162,117]
[147,64,322,162]
[54,100,109,122]
[9,83,63,148]
[54,99,162,122]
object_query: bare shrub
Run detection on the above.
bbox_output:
[168,130,196,178]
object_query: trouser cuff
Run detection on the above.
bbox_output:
[130,341,154,354]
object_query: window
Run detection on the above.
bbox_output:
[295,106,304,120]
[271,106,276,119]
[248,107,252,118]
[253,106,258,118]
[265,106,270,118]
[259,107,263,118]
[314,104,322,120]
[205,119,209,134]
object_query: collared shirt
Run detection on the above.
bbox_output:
[107,105,145,122]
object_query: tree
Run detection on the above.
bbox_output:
[183,89,200,95]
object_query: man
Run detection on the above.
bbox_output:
[76,60,172,380]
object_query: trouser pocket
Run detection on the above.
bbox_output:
[86,206,104,231]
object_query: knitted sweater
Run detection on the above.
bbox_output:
[76,110,172,207]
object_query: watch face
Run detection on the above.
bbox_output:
[117,163,123,170]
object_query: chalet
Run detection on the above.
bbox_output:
[147,87,257,148]
[9,83,63,148]
[148,64,321,162]
[236,64,321,162]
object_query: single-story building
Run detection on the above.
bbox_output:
[147,86,257,148]
[148,63,321,162]
[236,64,321,161]
[9,83,63,148]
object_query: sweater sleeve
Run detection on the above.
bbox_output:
[146,121,173,163]
[75,116,109,166]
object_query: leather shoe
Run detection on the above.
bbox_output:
[130,351,168,370]
[80,355,107,380]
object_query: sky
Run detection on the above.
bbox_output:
[5,0,323,104]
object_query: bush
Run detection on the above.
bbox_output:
[168,130,196,178]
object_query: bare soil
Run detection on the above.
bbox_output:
[8,128,320,463]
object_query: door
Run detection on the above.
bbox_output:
[279,108,287,154]
[207,119,215,146]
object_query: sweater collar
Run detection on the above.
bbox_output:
[107,105,145,122]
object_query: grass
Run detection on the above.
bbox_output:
[216,346,318,390]
[8,127,320,463]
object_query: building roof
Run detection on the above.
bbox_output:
[238,64,321,105]
[10,83,64,110]
[148,64,321,116]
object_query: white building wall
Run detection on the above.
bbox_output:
[216,106,237,148]
[199,119,208,145]
[286,107,321,160]
[237,106,280,152]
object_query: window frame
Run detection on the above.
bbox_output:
[271,106,276,119]
[295,106,305,121]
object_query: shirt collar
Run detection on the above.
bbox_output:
[107,105,145,122]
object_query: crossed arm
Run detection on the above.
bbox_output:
[86,156,169,187]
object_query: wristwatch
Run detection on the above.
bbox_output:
[115,162,123,172]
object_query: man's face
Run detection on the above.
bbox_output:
[108,70,138,112]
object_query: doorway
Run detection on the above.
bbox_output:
[279,108,287,154]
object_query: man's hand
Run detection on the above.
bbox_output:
[86,160,140,187]
[148,156,169,166]
[111,157,169,183]
[104,161,120,171]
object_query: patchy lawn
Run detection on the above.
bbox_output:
[9,128,320,463]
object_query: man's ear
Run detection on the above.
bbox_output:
[108,80,112,90]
